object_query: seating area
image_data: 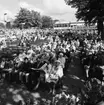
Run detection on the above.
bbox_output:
[0,29,104,105]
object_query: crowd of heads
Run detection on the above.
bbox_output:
[0,28,104,104]
[0,28,104,78]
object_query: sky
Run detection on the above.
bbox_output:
[0,0,77,22]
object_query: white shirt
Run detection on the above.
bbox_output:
[56,65,63,78]
[58,57,66,68]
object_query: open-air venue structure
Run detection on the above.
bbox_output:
[54,21,97,32]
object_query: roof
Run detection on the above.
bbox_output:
[55,21,85,25]
[55,20,70,24]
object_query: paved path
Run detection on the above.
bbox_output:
[62,53,86,94]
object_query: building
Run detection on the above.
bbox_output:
[54,21,97,32]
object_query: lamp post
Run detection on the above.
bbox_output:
[4,13,7,28]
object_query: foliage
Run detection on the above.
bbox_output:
[42,16,54,28]
[0,22,5,28]
[81,80,104,105]
[13,8,32,29]
[31,10,42,28]
[6,22,12,29]
[13,8,54,29]
[65,0,104,40]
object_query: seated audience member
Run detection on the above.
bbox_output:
[58,53,66,69]
[20,57,32,73]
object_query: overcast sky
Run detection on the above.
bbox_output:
[0,0,77,22]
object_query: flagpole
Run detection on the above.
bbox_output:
[4,13,7,29]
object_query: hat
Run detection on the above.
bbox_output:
[55,60,61,64]
[24,57,28,60]
[59,53,64,56]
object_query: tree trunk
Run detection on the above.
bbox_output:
[97,19,104,40]
[101,26,104,40]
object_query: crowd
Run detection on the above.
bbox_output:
[0,29,75,92]
[80,38,104,83]
[0,28,104,105]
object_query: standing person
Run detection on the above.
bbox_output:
[58,53,66,69]
[48,60,63,94]
[54,60,64,79]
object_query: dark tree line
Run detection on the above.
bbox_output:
[13,8,55,29]
[65,0,104,40]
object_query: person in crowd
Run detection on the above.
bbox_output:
[20,57,32,72]
[54,60,64,79]
[58,53,66,69]
[0,27,104,104]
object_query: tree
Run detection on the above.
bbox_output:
[6,22,12,29]
[0,22,5,28]
[13,8,31,29]
[42,16,54,28]
[31,10,42,28]
[13,8,42,29]
[13,8,54,29]
[53,19,59,23]
[65,0,104,40]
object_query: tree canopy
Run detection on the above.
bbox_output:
[0,22,5,29]
[13,8,54,29]
[65,0,104,40]
[41,16,54,28]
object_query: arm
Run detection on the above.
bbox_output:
[39,63,47,70]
